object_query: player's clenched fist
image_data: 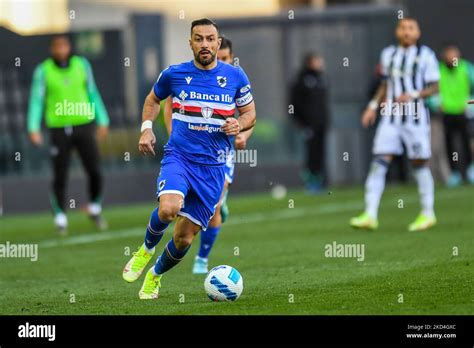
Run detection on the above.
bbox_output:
[139,128,156,156]
[222,118,241,136]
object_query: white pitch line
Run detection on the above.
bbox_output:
[38,189,471,249]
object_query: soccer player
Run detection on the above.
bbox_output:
[163,36,254,274]
[27,35,109,234]
[122,18,256,299]
[350,17,440,231]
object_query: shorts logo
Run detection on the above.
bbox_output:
[412,143,421,156]
[201,106,214,119]
[159,180,166,191]
[217,76,227,87]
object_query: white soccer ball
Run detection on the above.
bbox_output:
[204,265,243,302]
[271,184,287,200]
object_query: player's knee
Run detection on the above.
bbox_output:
[411,159,428,168]
[158,202,179,223]
[174,234,193,250]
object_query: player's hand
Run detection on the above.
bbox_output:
[468,100,474,104]
[222,118,241,136]
[96,126,108,141]
[361,108,377,128]
[138,128,156,156]
[235,133,247,150]
[396,93,412,103]
[29,132,43,146]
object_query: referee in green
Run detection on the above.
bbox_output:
[27,35,109,234]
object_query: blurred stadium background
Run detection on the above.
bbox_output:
[1,0,473,214]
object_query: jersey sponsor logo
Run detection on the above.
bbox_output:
[188,123,223,133]
[179,90,188,100]
[185,76,192,84]
[189,91,233,103]
[201,106,214,119]
[217,76,227,87]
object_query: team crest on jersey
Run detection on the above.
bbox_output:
[217,76,227,87]
[185,76,192,84]
[201,106,214,119]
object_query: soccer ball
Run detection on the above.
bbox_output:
[204,265,243,302]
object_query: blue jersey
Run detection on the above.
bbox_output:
[153,59,253,166]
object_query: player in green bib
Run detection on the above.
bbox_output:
[27,35,110,234]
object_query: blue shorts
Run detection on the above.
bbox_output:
[156,153,225,231]
[224,151,234,184]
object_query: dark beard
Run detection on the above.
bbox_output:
[195,50,216,66]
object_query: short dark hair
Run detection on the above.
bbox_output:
[219,36,232,53]
[191,18,219,36]
[50,34,71,45]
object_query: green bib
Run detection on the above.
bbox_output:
[439,59,470,115]
[43,56,94,128]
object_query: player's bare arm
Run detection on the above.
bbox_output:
[222,101,256,136]
[362,81,387,128]
[139,89,161,156]
[163,96,173,136]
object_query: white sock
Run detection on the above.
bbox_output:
[413,166,435,217]
[88,202,102,216]
[364,158,389,219]
[143,243,155,254]
[54,212,68,228]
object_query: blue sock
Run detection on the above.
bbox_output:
[154,239,190,275]
[198,226,221,259]
[144,208,168,250]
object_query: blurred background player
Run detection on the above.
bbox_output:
[290,53,329,193]
[122,19,256,299]
[350,17,440,232]
[27,35,109,234]
[163,35,254,274]
[429,44,474,187]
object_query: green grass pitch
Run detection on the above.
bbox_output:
[1,185,473,315]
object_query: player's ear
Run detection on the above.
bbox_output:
[189,38,192,49]
[217,37,222,50]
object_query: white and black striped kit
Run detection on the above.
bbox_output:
[380,44,439,125]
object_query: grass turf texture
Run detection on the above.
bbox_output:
[1,185,473,315]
